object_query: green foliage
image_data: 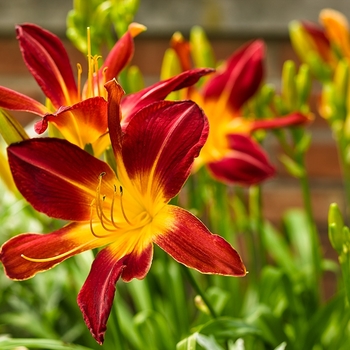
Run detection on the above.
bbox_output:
[2,3,350,350]
[67,0,140,53]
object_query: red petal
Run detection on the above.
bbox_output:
[121,243,153,282]
[0,222,104,280]
[170,32,192,71]
[7,138,116,221]
[154,206,246,276]
[0,86,49,116]
[207,134,275,185]
[251,112,312,131]
[100,26,137,83]
[35,97,108,147]
[203,40,264,111]
[17,24,78,108]
[121,68,214,125]
[77,243,153,344]
[122,100,208,201]
[105,80,125,158]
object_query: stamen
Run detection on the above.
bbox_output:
[21,239,97,263]
[89,172,122,237]
[90,200,116,238]
[110,184,118,227]
[94,55,102,96]
[120,186,132,225]
[87,27,93,98]
[77,63,82,101]
[95,173,110,223]
[102,67,108,99]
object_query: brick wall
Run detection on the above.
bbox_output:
[0,0,348,238]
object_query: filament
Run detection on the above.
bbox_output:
[94,55,102,96]
[89,172,123,238]
[87,27,93,98]
[77,63,82,101]
[102,67,108,99]
[89,200,117,238]
[120,186,133,225]
[110,184,118,227]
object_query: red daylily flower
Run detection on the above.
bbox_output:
[171,37,273,184]
[0,80,246,344]
[289,19,336,72]
[319,8,350,60]
[301,21,334,65]
[172,35,310,185]
[0,23,213,156]
[0,23,142,150]
[290,9,350,75]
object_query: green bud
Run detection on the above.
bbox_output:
[0,146,17,194]
[307,51,333,83]
[126,65,145,93]
[289,21,312,63]
[295,132,312,155]
[194,295,210,315]
[281,60,297,112]
[160,48,181,80]
[273,95,288,116]
[189,26,215,69]
[334,59,349,104]
[0,109,29,145]
[295,63,311,108]
[328,203,345,254]
[104,145,117,173]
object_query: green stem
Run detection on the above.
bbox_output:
[248,185,266,280]
[182,267,217,318]
[338,134,350,222]
[296,152,322,300]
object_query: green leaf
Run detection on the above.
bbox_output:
[279,154,305,178]
[246,305,288,347]
[177,332,199,350]
[0,336,94,350]
[261,222,296,274]
[196,334,225,350]
[274,342,287,350]
[198,317,262,340]
[283,209,312,267]
[300,293,350,349]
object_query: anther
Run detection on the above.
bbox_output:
[77,63,82,101]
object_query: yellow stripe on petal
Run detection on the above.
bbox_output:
[0,222,113,281]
